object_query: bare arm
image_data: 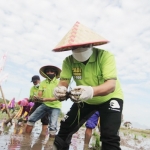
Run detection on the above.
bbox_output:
[38,91,43,97]
[43,97,57,102]
[93,79,116,96]
[38,90,57,102]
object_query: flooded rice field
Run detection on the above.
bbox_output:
[0,119,85,150]
[0,115,150,150]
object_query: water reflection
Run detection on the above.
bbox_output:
[0,121,52,150]
[0,122,12,149]
[0,121,85,150]
[32,134,47,150]
[1,119,149,150]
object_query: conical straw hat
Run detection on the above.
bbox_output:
[53,21,109,52]
[39,65,61,78]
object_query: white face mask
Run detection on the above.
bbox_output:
[34,83,39,87]
[72,46,93,62]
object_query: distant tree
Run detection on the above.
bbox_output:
[0,98,10,103]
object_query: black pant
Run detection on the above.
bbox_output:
[29,102,49,125]
[54,98,123,150]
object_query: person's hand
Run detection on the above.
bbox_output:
[33,96,44,103]
[53,86,67,101]
[41,98,47,102]
[28,97,33,102]
[70,86,93,103]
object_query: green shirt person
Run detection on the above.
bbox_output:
[53,21,124,150]
[38,78,61,108]
[26,65,62,137]
[30,85,39,97]
[28,75,49,135]
[61,48,123,104]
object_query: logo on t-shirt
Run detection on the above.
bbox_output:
[72,67,82,80]
[109,100,120,112]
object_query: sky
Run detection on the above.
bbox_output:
[0,0,150,128]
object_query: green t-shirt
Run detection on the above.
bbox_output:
[30,86,39,97]
[39,78,61,108]
[60,48,124,105]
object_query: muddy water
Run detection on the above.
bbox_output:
[0,118,86,150]
[0,121,48,150]
[0,118,150,150]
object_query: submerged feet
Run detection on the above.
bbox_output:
[44,135,55,150]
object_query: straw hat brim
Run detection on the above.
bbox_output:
[52,21,109,52]
[39,65,61,78]
[53,41,109,52]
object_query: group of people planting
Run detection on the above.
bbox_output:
[1,22,124,150]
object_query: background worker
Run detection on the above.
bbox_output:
[84,111,100,149]
[26,65,62,138]
[28,75,49,135]
[17,98,34,123]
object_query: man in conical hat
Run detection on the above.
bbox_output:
[26,65,62,138]
[53,22,124,150]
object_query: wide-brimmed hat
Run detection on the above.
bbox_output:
[53,21,109,52]
[39,65,61,78]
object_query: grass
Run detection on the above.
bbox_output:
[88,126,150,150]
[120,127,150,143]
[141,134,147,138]
[0,111,8,120]
[120,126,150,135]
[91,130,101,150]
[134,134,138,140]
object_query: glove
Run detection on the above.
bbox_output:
[53,86,67,101]
[70,86,93,103]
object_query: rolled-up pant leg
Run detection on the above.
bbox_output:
[85,111,100,129]
[29,102,49,125]
[27,104,47,126]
